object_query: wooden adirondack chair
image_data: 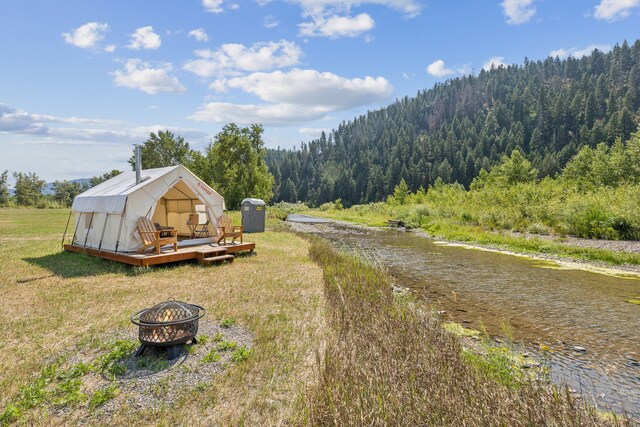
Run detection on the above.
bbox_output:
[217,213,243,245]
[136,217,178,254]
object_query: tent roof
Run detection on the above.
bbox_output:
[72,165,222,214]
[77,166,177,198]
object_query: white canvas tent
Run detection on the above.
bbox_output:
[70,165,225,253]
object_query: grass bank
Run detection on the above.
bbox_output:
[0,208,325,425]
[306,237,625,426]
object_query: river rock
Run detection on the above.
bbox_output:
[571,346,587,353]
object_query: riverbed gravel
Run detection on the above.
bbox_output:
[287,218,640,275]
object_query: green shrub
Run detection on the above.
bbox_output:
[230,346,251,363]
[89,384,118,409]
[215,340,238,352]
[202,349,221,363]
[565,204,618,239]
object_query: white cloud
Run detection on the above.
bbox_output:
[0,104,213,183]
[184,40,302,77]
[104,44,117,53]
[287,0,421,18]
[188,28,209,42]
[62,22,110,50]
[550,44,611,59]
[299,127,331,137]
[426,59,455,78]
[202,0,224,13]
[281,0,420,39]
[113,59,186,94]
[190,103,328,125]
[549,48,569,59]
[594,0,640,20]
[425,60,471,78]
[500,0,536,24]
[264,15,280,28]
[299,13,375,38]
[572,44,611,57]
[127,26,162,50]
[193,68,393,125]
[482,56,506,70]
[0,103,206,145]
[212,68,393,109]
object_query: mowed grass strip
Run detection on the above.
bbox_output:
[0,208,325,425]
[306,237,626,426]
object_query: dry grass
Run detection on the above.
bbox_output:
[0,209,325,425]
[307,237,629,426]
[1,208,631,426]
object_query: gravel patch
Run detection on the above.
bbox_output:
[50,320,253,425]
[510,231,640,253]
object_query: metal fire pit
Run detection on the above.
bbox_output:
[131,299,206,360]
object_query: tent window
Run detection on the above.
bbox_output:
[84,213,94,229]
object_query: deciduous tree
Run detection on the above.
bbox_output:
[0,170,9,206]
[199,124,274,209]
[129,131,196,170]
[13,172,45,206]
[89,170,122,187]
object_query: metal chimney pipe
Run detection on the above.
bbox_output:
[135,145,142,184]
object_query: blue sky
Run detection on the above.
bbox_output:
[1,0,639,183]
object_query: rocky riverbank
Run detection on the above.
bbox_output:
[287,216,640,278]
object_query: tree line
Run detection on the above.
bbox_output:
[0,169,122,208]
[0,124,274,210]
[384,130,640,241]
[267,40,640,207]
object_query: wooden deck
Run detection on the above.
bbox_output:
[63,242,255,267]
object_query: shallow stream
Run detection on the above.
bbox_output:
[288,215,640,418]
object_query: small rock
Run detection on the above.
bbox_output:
[571,346,587,353]
[437,310,446,315]
[462,319,471,324]
[522,352,531,358]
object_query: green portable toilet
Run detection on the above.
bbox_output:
[241,198,266,232]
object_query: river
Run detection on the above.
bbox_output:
[287,215,640,419]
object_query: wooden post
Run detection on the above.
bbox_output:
[83,212,95,248]
[114,199,128,254]
[61,210,73,249]
[70,211,82,247]
[97,213,110,252]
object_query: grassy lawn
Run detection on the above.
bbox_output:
[0,208,625,426]
[0,208,325,425]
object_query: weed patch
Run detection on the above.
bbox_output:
[306,237,623,426]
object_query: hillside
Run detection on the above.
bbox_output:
[267,40,640,207]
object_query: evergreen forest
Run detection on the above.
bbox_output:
[266,40,640,207]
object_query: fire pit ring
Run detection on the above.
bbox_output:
[131,299,206,359]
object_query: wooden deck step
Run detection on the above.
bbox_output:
[196,247,232,265]
[198,254,235,265]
